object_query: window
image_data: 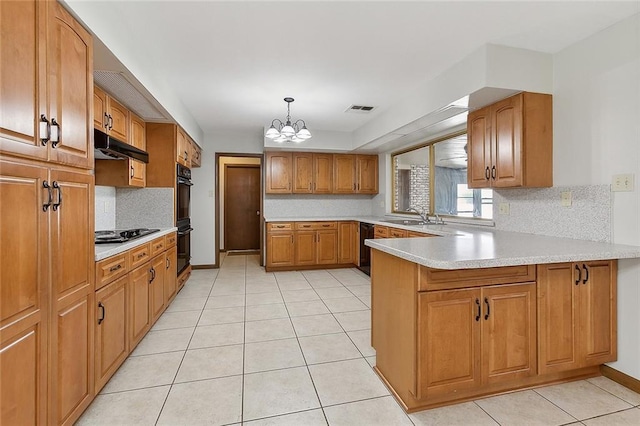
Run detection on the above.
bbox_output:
[392,132,493,220]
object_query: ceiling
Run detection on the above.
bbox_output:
[65,1,639,140]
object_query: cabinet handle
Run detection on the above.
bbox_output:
[491,165,496,180]
[109,264,122,272]
[137,252,146,259]
[575,264,581,285]
[485,166,490,180]
[484,297,490,320]
[353,183,356,190]
[130,165,134,178]
[50,118,60,147]
[150,267,156,283]
[166,258,170,270]
[309,182,312,190]
[42,181,53,211]
[97,302,105,325]
[108,114,113,130]
[314,182,316,191]
[322,224,330,227]
[290,235,293,243]
[40,114,50,146]
[104,112,109,129]
[475,298,481,321]
[582,264,589,284]
[52,181,62,211]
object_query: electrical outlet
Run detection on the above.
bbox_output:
[612,174,635,192]
[561,191,572,207]
[208,190,214,198]
[498,203,510,215]
[103,201,110,213]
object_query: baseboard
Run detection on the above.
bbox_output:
[192,264,218,269]
[600,365,640,394]
[265,263,357,272]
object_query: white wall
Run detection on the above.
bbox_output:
[191,129,264,266]
[552,14,640,379]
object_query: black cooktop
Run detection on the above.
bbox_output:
[95,228,160,244]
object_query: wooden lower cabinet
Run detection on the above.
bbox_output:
[165,246,178,303]
[150,254,166,324]
[129,263,151,349]
[338,221,357,264]
[417,283,536,398]
[537,261,616,374]
[295,231,316,265]
[316,230,337,264]
[94,276,128,393]
[266,230,295,267]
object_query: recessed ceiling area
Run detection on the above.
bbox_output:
[64,0,639,145]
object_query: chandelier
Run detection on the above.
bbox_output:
[265,97,312,143]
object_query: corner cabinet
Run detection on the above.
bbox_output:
[467,92,552,189]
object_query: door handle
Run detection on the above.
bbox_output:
[575,264,581,285]
[104,112,109,129]
[42,181,53,211]
[166,258,170,270]
[40,114,50,146]
[484,297,490,320]
[475,298,481,321]
[256,210,260,216]
[582,264,589,284]
[130,165,134,179]
[491,165,496,180]
[485,166,490,180]
[52,181,62,211]
[97,302,105,325]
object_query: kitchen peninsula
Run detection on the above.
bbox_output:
[365,230,640,412]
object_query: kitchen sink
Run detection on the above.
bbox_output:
[382,219,430,225]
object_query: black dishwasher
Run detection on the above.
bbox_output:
[358,222,375,276]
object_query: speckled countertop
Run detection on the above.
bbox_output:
[264,216,640,269]
[95,227,177,261]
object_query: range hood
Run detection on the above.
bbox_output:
[94,129,149,163]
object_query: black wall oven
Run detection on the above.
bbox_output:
[176,164,193,275]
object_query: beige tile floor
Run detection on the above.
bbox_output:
[78,254,640,425]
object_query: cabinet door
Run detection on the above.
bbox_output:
[50,291,94,425]
[333,154,356,193]
[266,152,292,193]
[47,1,93,169]
[129,264,151,349]
[313,153,333,193]
[149,255,166,324]
[537,263,579,374]
[417,289,481,398]
[107,97,129,143]
[164,246,178,303]
[467,107,491,188]
[0,159,48,426]
[0,0,48,161]
[191,144,202,168]
[130,113,146,150]
[317,230,338,265]
[491,94,523,187]
[481,283,536,385]
[295,231,316,266]
[293,152,313,193]
[93,85,108,131]
[266,232,294,267]
[356,155,378,194]
[337,222,355,264]
[579,261,616,366]
[176,129,190,167]
[94,275,128,393]
[130,159,146,187]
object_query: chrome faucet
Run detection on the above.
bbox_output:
[433,213,444,224]
[408,206,431,223]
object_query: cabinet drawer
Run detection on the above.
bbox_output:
[419,264,536,291]
[295,221,337,230]
[389,228,408,238]
[374,225,389,238]
[268,222,293,231]
[150,237,165,257]
[407,231,437,238]
[129,243,151,270]
[165,233,177,248]
[95,254,128,290]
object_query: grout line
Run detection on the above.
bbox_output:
[471,400,503,425]
[240,253,248,425]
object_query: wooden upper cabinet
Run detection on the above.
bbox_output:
[333,154,357,193]
[176,128,191,168]
[130,113,146,150]
[314,153,333,193]
[266,152,292,193]
[106,98,129,142]
[356,155,378,194]
[293,152,313,193]
[191,141,202,168]
[0,1,93,169]
[467,92,552,189]
[0,0,48,162]
[93,85,108,131]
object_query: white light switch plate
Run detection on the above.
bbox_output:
[498,203,510,215]
[612,174,635,192]
[561,191,572,207]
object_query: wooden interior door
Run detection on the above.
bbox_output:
[224,165,260,250]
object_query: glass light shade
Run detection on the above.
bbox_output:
[274,135,287,143]
[265,125,280,139]
[280,124,295,137]
[296,127,311,139]
[291,135,304,143]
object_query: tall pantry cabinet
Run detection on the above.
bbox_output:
[0,1,95,425]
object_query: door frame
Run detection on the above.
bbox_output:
[214,153,264,268]
[223,163,261,252]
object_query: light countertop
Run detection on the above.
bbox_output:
[95,227,177,261]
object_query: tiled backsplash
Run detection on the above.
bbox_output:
[493,185,611,242]
[115,188,174,229]
[264,195,374,218]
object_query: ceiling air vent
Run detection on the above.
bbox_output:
[346,104,376,113]
[94,71,168,121]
